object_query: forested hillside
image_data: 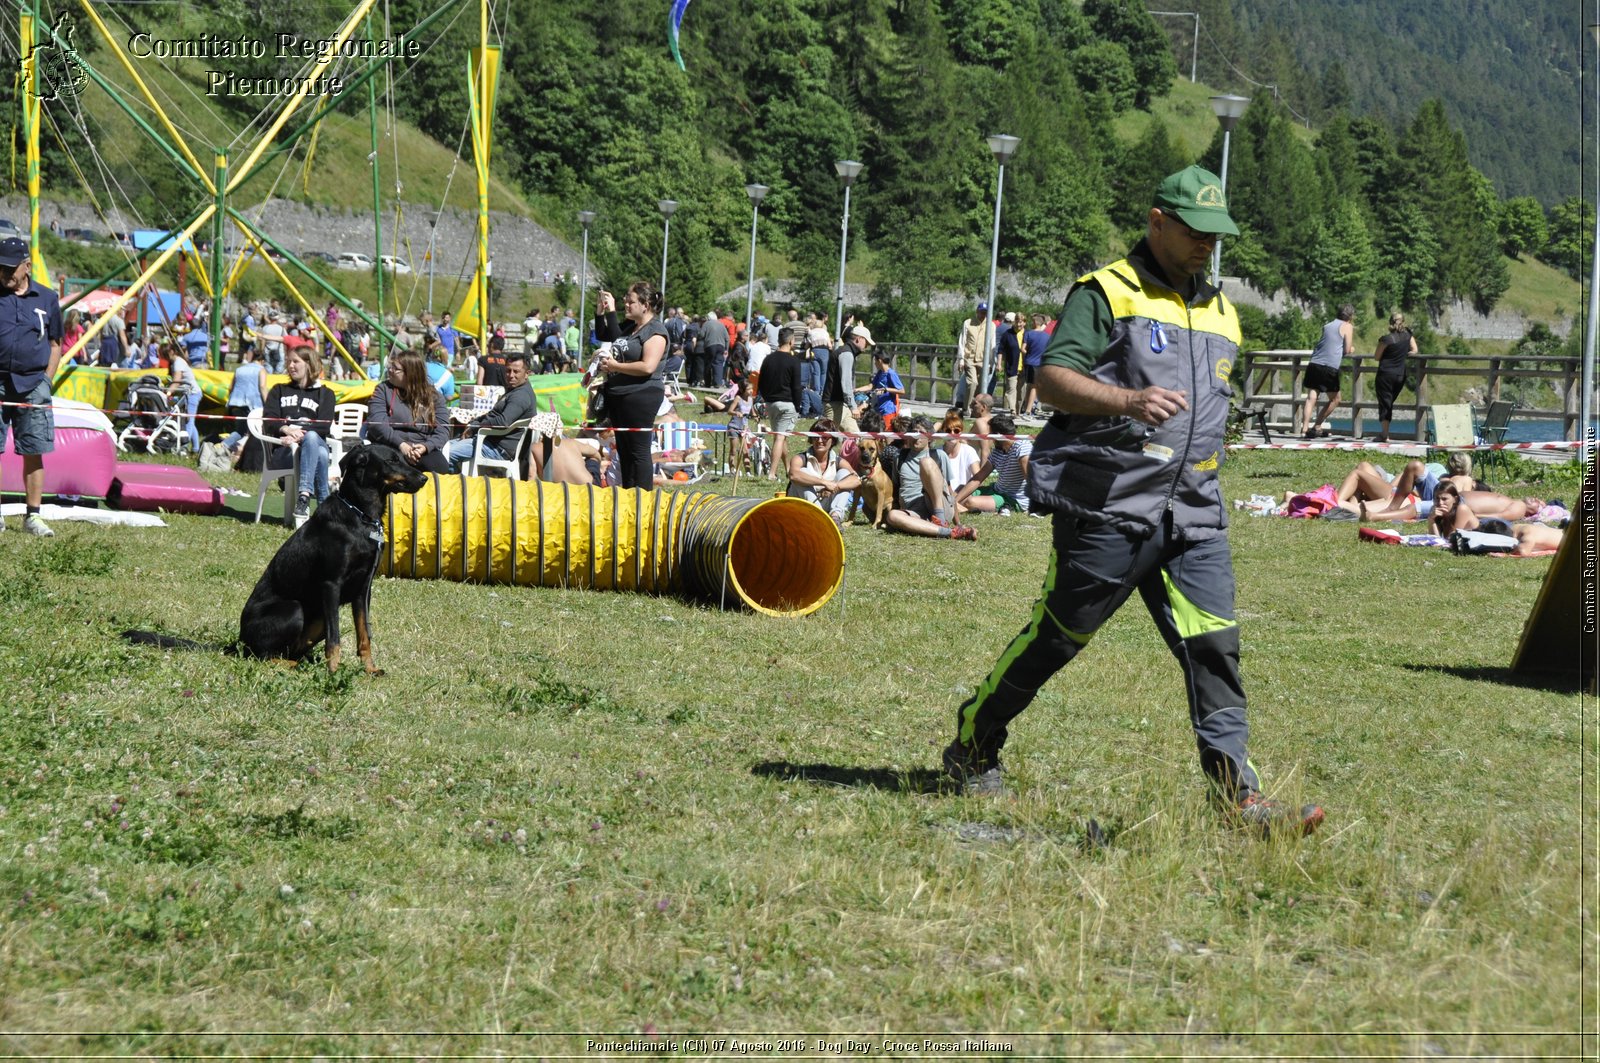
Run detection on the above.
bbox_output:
[5,0,1584,344]
[1192,0,1580,207]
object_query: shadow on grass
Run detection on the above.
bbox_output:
[751,760,949,794]
[1400,663,1585,694]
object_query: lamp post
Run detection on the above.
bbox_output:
[1208,94,1249,284]
[743,183,769,336]
[576,210,596,343]
[1583,25,1599,451]
[833,160,863,339]
[981,134,1020,395]
[657,199,677,304]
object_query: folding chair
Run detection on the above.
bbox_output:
[1427,404,1475,448]
[248,407,298,526]
[1475,400,1516,480]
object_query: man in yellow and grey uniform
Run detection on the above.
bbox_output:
[941,166,1323,836]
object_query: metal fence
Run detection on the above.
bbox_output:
[853,342,962,408]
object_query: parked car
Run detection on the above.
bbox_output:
[335,251,373,271]
[63,228,109,246]
[379,254,412,275]
[302,250,337,266]
[0,219,22,238]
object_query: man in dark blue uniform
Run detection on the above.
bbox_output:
[0,237,63,536]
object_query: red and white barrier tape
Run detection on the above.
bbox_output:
[1226,440,1584,452]
[5,398,1590,450]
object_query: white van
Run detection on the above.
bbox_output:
[335,251,373,270]
[379,255,412,274]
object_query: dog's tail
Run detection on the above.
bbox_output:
[121,629,233,654]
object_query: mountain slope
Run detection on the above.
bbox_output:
[1220,0,1579,204]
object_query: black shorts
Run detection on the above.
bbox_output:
[1303,363,1341,394]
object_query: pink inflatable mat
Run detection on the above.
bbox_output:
[0,426,117,498]
[109,463,224,515]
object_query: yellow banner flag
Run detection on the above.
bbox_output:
[454,276,482,338]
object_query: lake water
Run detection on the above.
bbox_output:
[1317,418,1567,444]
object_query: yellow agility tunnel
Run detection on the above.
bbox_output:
[380,475,846,617]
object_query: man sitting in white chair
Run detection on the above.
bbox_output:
[446,350,536,472]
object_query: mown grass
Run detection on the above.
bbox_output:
[0,448,1591,1056]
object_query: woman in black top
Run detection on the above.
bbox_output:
[593,281,668,489]
[263,346,337,521]
[1373,311,1417,443]
[367,349,451,473]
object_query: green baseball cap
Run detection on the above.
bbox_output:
[1153,165,1239,237]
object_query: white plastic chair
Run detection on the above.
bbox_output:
[248,407,298,526]
[463,416,533,479]
[326,402,368,485]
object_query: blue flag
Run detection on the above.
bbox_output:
[668,0,691,71]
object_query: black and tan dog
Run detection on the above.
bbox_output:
[125,444,427,673]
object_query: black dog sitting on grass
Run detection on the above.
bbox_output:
[125,444,428,674]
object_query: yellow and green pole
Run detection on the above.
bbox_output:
[21,3,47,286]
[209,151,227,368]
[474,0,490,353]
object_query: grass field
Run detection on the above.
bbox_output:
[0,446,1592,1056]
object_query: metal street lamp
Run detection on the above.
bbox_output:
[657,199,678,304]
[1209,94,1249,284]
[743,184,769,338]
[576,210,596,343]
[833,160,863,339]
[981,134,1020,395]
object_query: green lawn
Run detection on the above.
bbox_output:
[1501,254,1582,326]
[0,447,1589,1055]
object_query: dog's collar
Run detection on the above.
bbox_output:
[336,492,383,530]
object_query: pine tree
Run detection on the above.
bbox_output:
[1370,199,1439,315]
[1314,112,1362,204]
[859,0,977,295]
[1319,61,1351,119]
[1213,99,1325,299]
[1110,118,1188,235]
[1302,197,1374,308]
[1398,100,1506,312]
[1081,0,1177,109]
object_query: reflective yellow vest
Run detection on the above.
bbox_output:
[1027,251,1239,538]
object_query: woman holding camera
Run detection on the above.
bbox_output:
[592,282,668,489]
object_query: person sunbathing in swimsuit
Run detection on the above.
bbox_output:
[1332,455,1485,522]
[1430,481,1561,555]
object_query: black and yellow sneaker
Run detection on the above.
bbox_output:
[941,740,1006,797]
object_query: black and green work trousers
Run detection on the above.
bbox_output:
[953,511,1260,798]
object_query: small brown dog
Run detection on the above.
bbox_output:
[854,437,895,528]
